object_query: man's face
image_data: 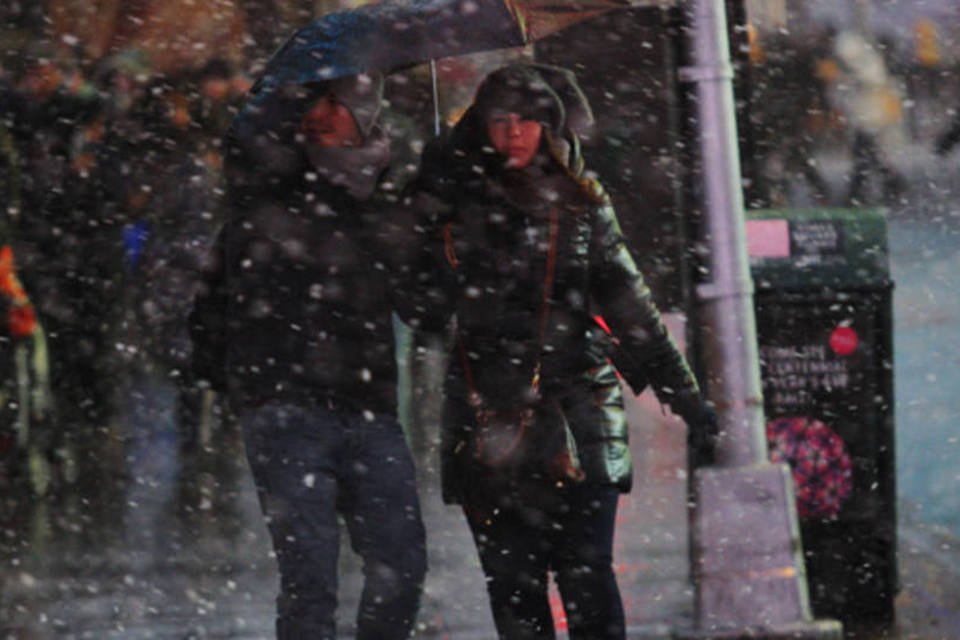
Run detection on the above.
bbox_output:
[301,94,362,148]
[486,112,543,169]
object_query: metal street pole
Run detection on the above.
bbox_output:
[686,0,765,470]
[675,0,843,636]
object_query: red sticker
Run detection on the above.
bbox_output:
[829,326,858,356]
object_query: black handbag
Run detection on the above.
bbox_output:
[447,209,584,483]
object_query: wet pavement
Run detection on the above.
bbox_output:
[3,295,960,639]
[0,364,698,639]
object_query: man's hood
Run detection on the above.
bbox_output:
[227,78,388,200]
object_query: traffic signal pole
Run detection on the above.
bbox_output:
[675,0,843,636]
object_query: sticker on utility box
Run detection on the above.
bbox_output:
[746,219,790,258]
[747,218,845,264]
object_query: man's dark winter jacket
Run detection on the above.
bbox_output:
[190,83,416,416]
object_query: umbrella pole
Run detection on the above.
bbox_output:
[430,59,441,137]
[677,0,842,636]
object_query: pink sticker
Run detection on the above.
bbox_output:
[746,219,790,258]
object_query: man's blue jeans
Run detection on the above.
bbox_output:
[239,402,427,639]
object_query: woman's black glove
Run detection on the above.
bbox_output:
[668,389,720,466]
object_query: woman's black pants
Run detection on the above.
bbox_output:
[464,482,626,639]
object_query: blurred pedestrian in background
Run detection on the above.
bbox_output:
[2,49,102,498]
[747,28,833,207]
[0,197,51,498]
[107,70,235,524]
[830,29,907,206]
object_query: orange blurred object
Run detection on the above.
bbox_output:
[8,304,38,338]
[0,246,38,338]
[746,23,765,65]
[169,91,192,129]
[18,62,64,99]
[0,246,24,299]
[49,0,246,74]
[814,58,841,84]
[915,18,942,68]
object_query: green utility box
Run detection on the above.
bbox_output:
[746,208,897,623]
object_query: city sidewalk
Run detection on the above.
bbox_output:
[0,367,693,639]
[2,340,960,639]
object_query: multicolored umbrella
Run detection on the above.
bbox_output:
[256,0,665,90]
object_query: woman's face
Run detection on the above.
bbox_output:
[486,112,543,169]
[301,94,362,148]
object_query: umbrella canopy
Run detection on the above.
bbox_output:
[256,0,668,90]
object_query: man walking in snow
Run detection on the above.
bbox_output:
[189,73,426,639]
